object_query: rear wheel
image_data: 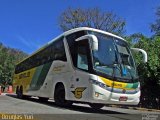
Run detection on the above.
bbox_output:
[16,86,19,94]
[17,86,23,99]
[54,84,72,106]
[89,103,104,109]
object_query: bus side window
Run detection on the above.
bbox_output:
[77,48,88,70]
[66,31,86,67]
[76,40,89,71]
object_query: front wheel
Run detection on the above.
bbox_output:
[89,103,104,109]
[39,97,49,102]
[54,85,72,107]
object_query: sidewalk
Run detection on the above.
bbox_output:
[0,93,8,96]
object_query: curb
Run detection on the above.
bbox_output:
[0,93,7,96]
[0,93,14,96]
[109,105,160,112]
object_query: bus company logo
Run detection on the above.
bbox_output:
[19,72,30,79]
[112,82,122,88]
[53,65,65,72]
[71,87,86,99]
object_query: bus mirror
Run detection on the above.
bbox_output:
[131,48,147,63]
[75,35,98,51]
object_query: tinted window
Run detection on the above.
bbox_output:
[15,37,66,74]
[66,31,86,67]
[77,40,89,71]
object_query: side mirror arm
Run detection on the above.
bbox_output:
[131,48,147,63]
[75,35,98,51]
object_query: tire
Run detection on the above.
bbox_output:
[39,97,49,102]
[17,86,23,99]
[89,103,104,109]
[16,86,19,94]
[23,95,30,99]
[54,85,72,106]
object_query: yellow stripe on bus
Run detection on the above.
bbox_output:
[99,76,134,90]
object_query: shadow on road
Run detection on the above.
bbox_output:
[6,94,125,115]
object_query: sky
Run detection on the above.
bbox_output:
[0,0,160,54]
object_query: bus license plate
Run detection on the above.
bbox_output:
[119,96,128,101]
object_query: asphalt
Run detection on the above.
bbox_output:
[0,93,159,120]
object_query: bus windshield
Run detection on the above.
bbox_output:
[91,32,138,82]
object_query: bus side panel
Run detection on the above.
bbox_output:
[18,60,72,98]
[13,62,52,96]
[13,68,36,93]
[35,60,72,98]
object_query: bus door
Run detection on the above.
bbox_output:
[70,40,91,102]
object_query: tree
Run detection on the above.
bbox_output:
[128,33,160,109]
[151,7,160,36]
[0,43,28,86]
[59,7,126,35]
[129,6,160,109]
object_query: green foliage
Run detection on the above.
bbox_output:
[0,43,28,86]
[128,34,160,108]
[59,7,126,35]
[126,7,160,108]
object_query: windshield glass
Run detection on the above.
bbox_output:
[90,32,138,81]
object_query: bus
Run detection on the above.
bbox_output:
[13,27,147,109]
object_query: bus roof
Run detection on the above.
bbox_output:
[48,27,125,44]
[64,27,125,40]
[16,27,125,65]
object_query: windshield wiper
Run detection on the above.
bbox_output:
[104,63,122,78]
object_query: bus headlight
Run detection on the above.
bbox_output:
[95,92,99,97]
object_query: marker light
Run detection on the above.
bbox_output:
[95,92,99,97]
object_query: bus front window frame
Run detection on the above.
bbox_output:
[88,31,138,83]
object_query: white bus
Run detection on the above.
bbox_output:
[13,27,147,109]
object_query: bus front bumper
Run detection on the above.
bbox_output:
[90,85,140,106]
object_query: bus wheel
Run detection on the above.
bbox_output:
[54,85,72,106]
[89,103,104,109]
[39,97,48,102]
[16,86,19,94]
[17,86,23,99]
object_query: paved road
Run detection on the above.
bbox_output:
[0,94,159,120]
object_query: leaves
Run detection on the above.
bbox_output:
[128,33,160,107]
[0,43,28,86]
[127,6,160,108]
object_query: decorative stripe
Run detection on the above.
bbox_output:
[90,78,139,94]
[99,76,139,90]
[29,62,52,91]
[29,65,44,90]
